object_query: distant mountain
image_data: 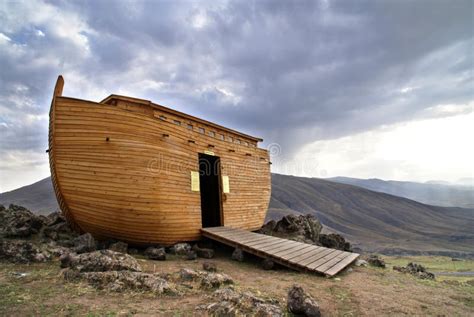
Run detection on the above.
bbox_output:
[0,177,59,215]
[270,174,474,255]
[328,176,474,208]
[2,175,474,255]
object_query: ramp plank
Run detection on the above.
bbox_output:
[202,227,359,276]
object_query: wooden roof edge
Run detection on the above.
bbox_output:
[100,94,264,143]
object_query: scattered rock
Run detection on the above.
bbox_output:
[171,243,192,255]
[319,233,352,252]
[451,258,462,262]
[366,255,386,268]
[178,268,233,289]
[193,244,215,259]
[231,248,245,262]
[196,287,282,316]
[64,270,173,294]
[72,233,97,254]
[203,262,217,272]
[1,204,44,238]
[393,262,435,279]
[60,250,142,272]
[179,268,200,281]
[0,240,51,263]
[200,272,234,289]
[262,258,275,270]
[186,250,197,260]
[355,259,368,267]
[144,247,166,261]
[287,285,321,317]
[109,241,128,254]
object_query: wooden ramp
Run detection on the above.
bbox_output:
[202,227,359,276]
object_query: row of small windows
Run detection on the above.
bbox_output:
[159,113,255,147]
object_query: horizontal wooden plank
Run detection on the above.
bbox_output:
[201,227,359,276]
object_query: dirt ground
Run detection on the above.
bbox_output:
[1,248,473,316]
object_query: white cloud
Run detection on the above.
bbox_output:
[274,111,474,183]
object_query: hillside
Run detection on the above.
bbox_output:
[2,175,474,255]
[269,174,474,255]
[0,178,59,215]
[329,176,474,208]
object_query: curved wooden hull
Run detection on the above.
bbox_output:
[49,78,271,245]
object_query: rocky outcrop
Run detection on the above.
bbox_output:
[196,287,282,316]
[64,270,173,294]
[0,239,51,263]
[259,214,353,252]
[72,233,97,254]
[319,233,352,252]
[260,214,322,244]
[287,285,321,317]
[393,262,435,279]
[60,250,142,272]
[178,268,234,289]
[0,204,44,238]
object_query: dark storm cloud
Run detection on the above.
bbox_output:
[0,0,472,161]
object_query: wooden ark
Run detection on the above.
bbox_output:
[48,76,271,245]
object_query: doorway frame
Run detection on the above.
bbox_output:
[198,152,224,228]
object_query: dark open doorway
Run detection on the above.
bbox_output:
[199,153,222,228]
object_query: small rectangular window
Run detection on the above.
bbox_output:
[235,139,241,144]
[227,136,233,142]
[199,127,205,134]
[243,141,249,146]
[159,115,167,121]
[218,134,224,140]
[250,143,256,147]
[173,120,181,126]
[187,124,193,130]
[208,131,215,137]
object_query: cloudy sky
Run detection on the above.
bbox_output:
[0,0,472,192]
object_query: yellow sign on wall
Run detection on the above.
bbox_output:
[191,171,200,191]
[222,175,230,193]
[204,150,215,156]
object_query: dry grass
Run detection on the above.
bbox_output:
[1,252,473,316]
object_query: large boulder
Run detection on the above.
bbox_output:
[0,240,51,263]
[259,214,322,244]
[72,233,97,253]
[393,262,435,279]
[196,287,282,316]
[1,204,44,238]
[287,285,321,317]
[60,250,142,272]
[319,233,352,252]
